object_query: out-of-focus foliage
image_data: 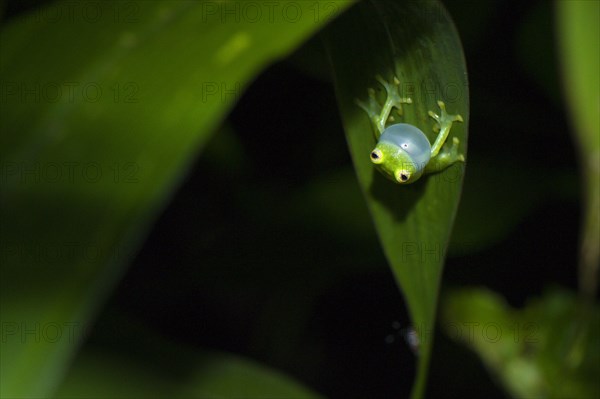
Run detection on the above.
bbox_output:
[556,0,600,299]
[439,2,599,397]
[0,0,592,397]
[0,1,351,397]
[442,288,599,398]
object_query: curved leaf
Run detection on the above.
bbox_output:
[0,1,351,397]
[323,1,468,396]
[556,0,600,299]
[55,347,322,399]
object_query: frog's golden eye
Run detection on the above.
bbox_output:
[396,170,411,183]
[370,149,384,164]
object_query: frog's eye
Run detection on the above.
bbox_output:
[395,170,411,183]
[370,149,384,164]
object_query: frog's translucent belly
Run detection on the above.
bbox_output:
[379,123,431,169]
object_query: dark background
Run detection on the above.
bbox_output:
[3,0,582,398]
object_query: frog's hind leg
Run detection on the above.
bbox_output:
[425,137,465,174]
[428,100,463,158]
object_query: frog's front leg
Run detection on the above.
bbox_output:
[425,101,465,173]
[356,75,412,139]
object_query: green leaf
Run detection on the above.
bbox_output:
[55,344,322,399]
[0,1,351,397]
[441,288,600,398]
[556,0,600,299]
[54,311,322,398]
[448,155,542,256]
[323,1,468,397]
[285,168,374,240]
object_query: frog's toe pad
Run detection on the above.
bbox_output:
[451,137,466,161]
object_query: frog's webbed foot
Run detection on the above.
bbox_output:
[356,75,412,138]
[375,75,412,120]
[425,137,465,174]
[427,100,464,159]
[428,100,463,132]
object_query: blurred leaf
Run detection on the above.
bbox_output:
[517,1,560,105]
[53,307,324,399]
[0,1,351,397]
[54,348,322,399]
[449,155,579,256]
[556,0,600,299]
[441,288,599,398]
[54,310,322,398]
[285,168,374,240]
[286,34,333,83]
[324,1,469,397]
[448,155,542,256]
[443,0,499,51]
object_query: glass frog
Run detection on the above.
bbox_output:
[356,75,465,184]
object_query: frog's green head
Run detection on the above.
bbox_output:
[370,141,422,184]
[370,123,432,184]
